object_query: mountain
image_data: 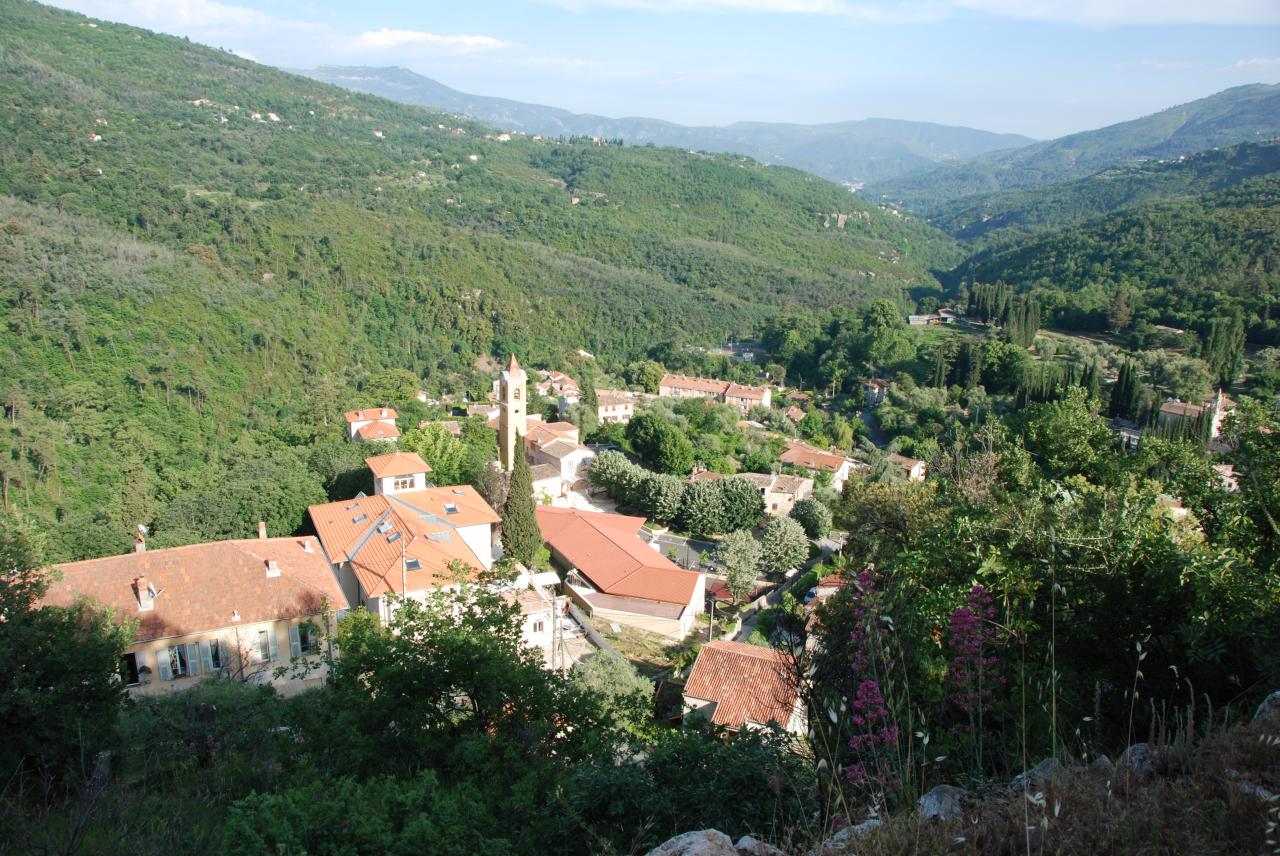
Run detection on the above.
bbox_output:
[932,140,1280,243]
[949,173,1280,342]
[0,0,958,558]
[297,65,1037,186]
[865,84,1280,216]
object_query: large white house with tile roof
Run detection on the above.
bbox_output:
[366,451,432,496]
[344,408,400,442]
[308,485,501,624]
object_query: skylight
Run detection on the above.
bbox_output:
[353,514,367,524]
[387,532,402,543]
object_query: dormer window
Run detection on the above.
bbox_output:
[444,503,459,515]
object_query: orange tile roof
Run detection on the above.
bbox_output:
[887,452,923,470]
[309,487,499,599]
[784,406,805,422]
[536,507,699,605]
[365,451,432,478]
[344,408,398,423]
[356,421,401,441]
[725,382,768,401]
[780,441,847,473]
[684,641,799,731]
[660,373,731,395]
[42,538,347,643]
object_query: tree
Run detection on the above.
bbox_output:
[1107,360,1142,420]
[364,368,420,405]
[790,497,832,539]
[0,513,133,785]
[643,473,686,524]
[719,477,765,532]
[715,530,762,603]
[680,479,726,536]
[1021,387,1116,481]
[400,423,468,485]
[568,653,654,734]
[627,360,666,394]
[1203,314,1245,387]
[501,438,541,566]
[626,413,694,475]
[1107,287,1134,332]
[588,449,631,493]
[759,517,809,574]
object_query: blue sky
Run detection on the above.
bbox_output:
[52,0,1280,138]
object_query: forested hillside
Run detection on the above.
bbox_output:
[301,65,1037,186]
[930,140,1280,243]
[0,0,956,558]
[951,174,1280,341]
[866,83,1280,216]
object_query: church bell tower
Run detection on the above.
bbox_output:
[499,354,527,471]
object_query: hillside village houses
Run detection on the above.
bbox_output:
[537,506,706,639]
[779,439,862,493]
[345,407,400,442]
[658,373,772,413]
[888,452,928,482]
[498,355,596,499]
[862,378,891,408]
[366,451,432,495]
[41,533,348,697]
[682,640,805,734]
[593,389,636,424]
[1157,388,1235,446]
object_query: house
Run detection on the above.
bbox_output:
[785,390,812,405]
[467,403,500,424]
[344,408,399,442]
[784,406,805,423]
[504,571,570,669]
[41,535,348,697]
[419,419,463,437]
[308,485,501,624]
[525,420,595,497]
[595,389,635,424]
[862,378,890,408]
[779,440,858,493]
[738,472,813,517]
[887,452,927,482]
[530,462,562,503]
[682,641,805,734]
[1156,389,1235,442]
[536,507,705,638]
[365,451,432,496]
[658,373,772,413]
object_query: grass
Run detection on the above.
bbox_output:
[596,615,733,680]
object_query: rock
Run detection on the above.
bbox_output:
[1088,754,1114,773]
[918,784,966,820]
[735,835,788,856]
[647,830,738,856]
[1254,691,1280,724]
[812,819,882,855]
[1011,757,1061,790]
[1117,743,1160,780]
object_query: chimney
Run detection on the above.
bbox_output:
[258,520,267,540]
[134,534,146,553]
[265,560,280,578]
[135,576,154,611]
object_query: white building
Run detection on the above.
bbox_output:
[366,451,432,496]
[344,408,400,443]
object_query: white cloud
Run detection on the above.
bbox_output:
[1231,57,1280,70]
[346,28,513,54]
[542,0,1280,24]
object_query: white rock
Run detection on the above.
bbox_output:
[646,830,737,856]
[1254,691,1280,724]
[734,834,788,856]
[1011,757,1061,790]
[918,784,966,820]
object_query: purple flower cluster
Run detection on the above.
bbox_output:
[845,570,899,789]
[946,584,1003,718]
[848,570,889,675]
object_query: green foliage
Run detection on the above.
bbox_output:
[680,479,727,536]
[790,497,832,539]
[501,442,541,565]
[0,512,133,785]
[715,530,763,602]
[568,653,655,734]
[759,516,810,573]
[626,413,695,475]
[719,476,766,531]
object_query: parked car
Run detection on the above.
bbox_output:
[802,587,818,605]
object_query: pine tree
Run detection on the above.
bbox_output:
[1107,288,1134,333]
[501,434,541,566]
[1107,360,1142,420]
[1203,315,1245,387]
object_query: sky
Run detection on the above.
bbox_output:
[49,0,1280,138]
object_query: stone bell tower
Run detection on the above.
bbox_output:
[498,354,527,471]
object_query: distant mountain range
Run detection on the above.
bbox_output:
[865,83,1280,217]
[296,65,1037,186]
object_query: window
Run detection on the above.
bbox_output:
[298,624,317,652]
[393,477,414,491]
[120,652,140,686]
[208,640,223,670]
[257,630,272,663]
[168,645,190,678]
[533,620,545,634]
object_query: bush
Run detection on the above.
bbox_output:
[790,497,832,538]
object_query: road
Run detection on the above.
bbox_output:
[648,532,718,570]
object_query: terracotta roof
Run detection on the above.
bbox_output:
[536,507,699,605]
[687,470,725,483]
[42,538,347,644]
[419,420,462,436]
[786,390,812,403]
[780,441,848,473]
[309,487,499,599]
[684,641,799,730]
[725,382,768,401]
[365,451,432,478]
[344,408,397,423]
[506,354,521,374]
[530,463,561,483]
[356,421,401,441]
[505,587,555,616]
[887,452,922,470]
[660,373,731,395]
[1160,400,1205,419]
[771,474,812,494]
[784,406,805,422]
[597,390,632,407]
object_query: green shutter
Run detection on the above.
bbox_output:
[200,641,214,673]
[186,643,201,676]
[157,648,173,681]
[267,627,280,662]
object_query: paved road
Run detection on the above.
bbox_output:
[649,532,718,570]
[733,530,847,643]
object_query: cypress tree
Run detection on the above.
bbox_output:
[1107,360,1142,420]
[501,433,541,566]
[930,343,950,388]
